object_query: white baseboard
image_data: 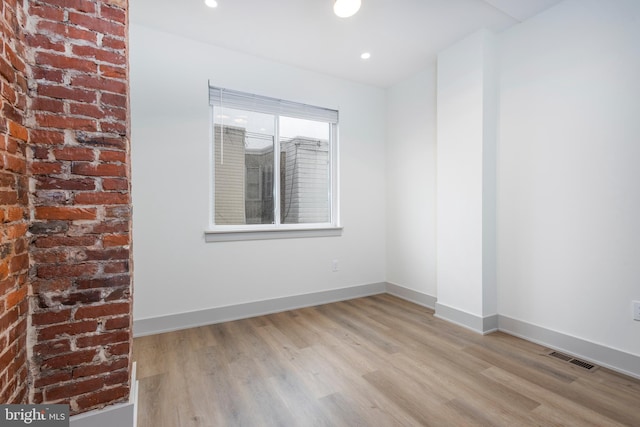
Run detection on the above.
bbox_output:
[70,363,138,427]
[434,302,498,335]
[499,315,640,380]
[385,282,437,309]
[133,282,387,337]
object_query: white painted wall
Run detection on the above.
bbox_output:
[130,25,387,321]
[385,66,437,298]
[498,0,640,356]
[436,30,497,318]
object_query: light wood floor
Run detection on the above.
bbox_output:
[133,294,640,426]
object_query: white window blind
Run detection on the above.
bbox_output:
[209,85,338,124]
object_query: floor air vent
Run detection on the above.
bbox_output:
[548,351,572,362]
[548,351,598,371]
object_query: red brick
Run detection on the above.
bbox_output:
[101,92,126,108]
[104,369,129,386]
[35,52,97,73]
[36,263,98,279]
[6,287,27,310]
[74,192,128,205]
[73,358,128,378]
[0,56,15,84]
[104,316,129,331]
[35,236,98,248]
[51,290,102,307]
[99,151,127,163]
[45,375,103,400]
[32,67,64,84]
[66,26,99,44]
[5,44,26,74]
[45,0,96,14]
[100,34,124,50]
[30,129,65,145]
[103,288,131,302]
[76,275,129,290]
[101,178,127,191]
[77,331,129,348]
[84,248,129,261]
[104,106,127,121]
[8,121,28,141]
[36,113,97,132]
[5,223,27,239]
[6,207,25,222]
[0,308,19,333]
[72,45,126,68]
[32,97,65,114]
[32,391,43,404]
[28,35,67,53]
[75,302,130,320]
[35,206,97,220]
[38,320,98,341]
[32,310,73,326]
[71,74,126,94]
[30,161,63,175]
[36,177,96,191]
[3,154,27,174]
[0,190,18,204]
[0,344,18,377]
[75,385,128,410]
[0,263,10,281]
[31,279,73,297]
[2,82,18,105]
[28,3,66,22]
[102,234,128,247]
[99,64,125,79]
[52,147,95,161]
[34,371,72,389]
[31,250,68,264]
[69,103,102,119]
[33,339,72,359]
[8,318,27,345]
[106,341,129,356]
[9,253,29,273]
[100,4,126,23]
[100,120,126,135]
[103,261,129,278]
[75,134,126,149]
[72,162,126,177]
[68,12,125,38]
[37,84,97,104]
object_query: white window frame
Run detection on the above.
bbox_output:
[205,85,342,242]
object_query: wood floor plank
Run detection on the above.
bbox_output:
[133,295,640,426]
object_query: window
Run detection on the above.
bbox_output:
[206,86,341,241]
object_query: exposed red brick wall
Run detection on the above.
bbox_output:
[1,0,30,404]
[1,0,132,415]
[25,0,132,414]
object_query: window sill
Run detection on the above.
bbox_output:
[204,226,343,242]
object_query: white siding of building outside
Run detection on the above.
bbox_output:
[281,138,329,224]
[214,126,246,225]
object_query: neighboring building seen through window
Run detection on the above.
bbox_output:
[209,86,339,230]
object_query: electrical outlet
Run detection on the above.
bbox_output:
[332,259,339,272]
[633,301,640,321]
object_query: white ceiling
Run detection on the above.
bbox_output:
[130,0,562,88]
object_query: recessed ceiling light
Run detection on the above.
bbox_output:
[360,52,371,60]
[204,0,218,8]
[334,0,361,18]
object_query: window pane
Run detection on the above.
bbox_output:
[280,116,331,224]
[213,107,275,225]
